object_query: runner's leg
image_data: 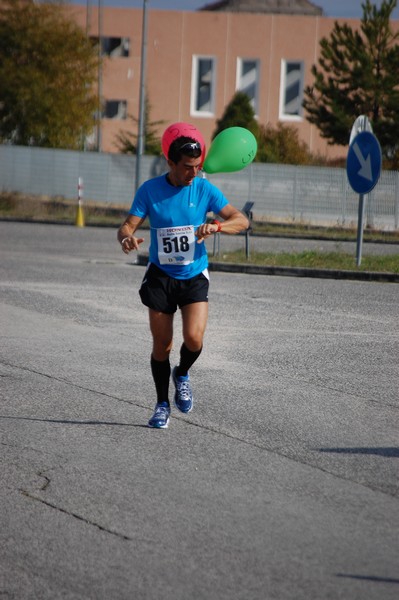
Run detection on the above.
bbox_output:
[176,302,208,375]
[181,301,208,351]
[149,309,174,360]
[149,309,174,403]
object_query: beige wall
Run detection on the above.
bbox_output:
[67,6,398,160]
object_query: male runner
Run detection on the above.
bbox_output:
[118,134,249,428]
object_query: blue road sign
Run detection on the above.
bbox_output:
[346,131,382,194]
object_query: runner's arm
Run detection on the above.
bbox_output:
[216,203,249,234]
[196,203,249,243]
[117,214,146,254]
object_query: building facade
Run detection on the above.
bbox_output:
[66,4,397,159]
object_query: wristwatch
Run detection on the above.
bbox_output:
[212,220,222,232]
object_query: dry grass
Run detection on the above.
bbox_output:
[0,192,126,226]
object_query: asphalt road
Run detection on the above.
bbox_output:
[1,221,398,600]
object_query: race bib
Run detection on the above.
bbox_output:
[157,225,195,265]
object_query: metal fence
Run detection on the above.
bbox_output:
[1,144,398,229]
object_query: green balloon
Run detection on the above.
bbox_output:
[203,127,257,174]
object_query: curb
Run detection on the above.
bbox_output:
[134,254,398,283]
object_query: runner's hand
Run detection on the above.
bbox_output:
[196,223,217,244]
[121,236,144,254]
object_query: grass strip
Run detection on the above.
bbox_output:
[211,250,399,273]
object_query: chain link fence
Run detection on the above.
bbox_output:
[1,144,398,229]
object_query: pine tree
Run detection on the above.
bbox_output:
[212,91,259,140]
[303,0,399,162]
[115,97,163,155]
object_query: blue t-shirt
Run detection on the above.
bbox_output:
[129,174,228,279]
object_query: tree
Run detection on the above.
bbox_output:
[303,0,399,161]
[256,123,313,164]
[114,97,163,155]
[212,91,259,140]
[0,0,99,149]
[213,92,314,164]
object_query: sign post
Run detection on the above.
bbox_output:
[346,120,382,266]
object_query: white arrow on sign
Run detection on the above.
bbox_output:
[353,142,373,181]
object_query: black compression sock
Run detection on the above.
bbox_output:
[150,356,171,405]
[176,343,202,378]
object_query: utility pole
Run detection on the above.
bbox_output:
[135,0,149,192]
[86,0,92,36]
[97,0,103,152]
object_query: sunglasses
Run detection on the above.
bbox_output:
[178,141,202,157]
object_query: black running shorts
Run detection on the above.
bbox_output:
[139,263,209,314]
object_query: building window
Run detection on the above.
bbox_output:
[279,60,304,120]
[104,100,127,120]
[91,36,130,57]
[236,58,259,115]
[191,56,216,116]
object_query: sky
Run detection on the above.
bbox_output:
[72,1,399,20]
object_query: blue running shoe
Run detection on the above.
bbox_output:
[148,402,170,429]
[172,367,193,413]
